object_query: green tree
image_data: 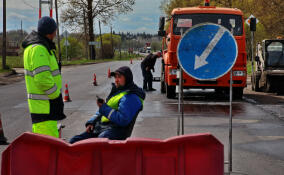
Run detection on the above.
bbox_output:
[96,33,121,58]
[59,0,135,60]
[60,37,84,60]
[151,41,161,52]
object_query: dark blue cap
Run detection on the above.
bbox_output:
[37,16,57,35]
[111,66,133,85]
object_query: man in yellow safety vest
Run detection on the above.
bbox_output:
[22,16,66,138]
[70,66,145,143]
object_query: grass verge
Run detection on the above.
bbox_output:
[0,52,141,71]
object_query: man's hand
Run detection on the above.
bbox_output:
[97,98,105,108]
[86,124,94,133]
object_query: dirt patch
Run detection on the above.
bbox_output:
[0,69,24,86]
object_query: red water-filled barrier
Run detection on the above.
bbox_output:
[1,132,223,175]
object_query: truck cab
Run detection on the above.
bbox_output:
[252,39,284,93]
[158,2,247,99]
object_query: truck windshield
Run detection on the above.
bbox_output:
[173,14,243,36]
[266,41,284,67]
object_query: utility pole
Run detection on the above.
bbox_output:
[21,20,23,41]
[83,9,89,59]
[99,20,104,59]
[2,0,7,69]
[54,0,62,71]
[110,26,114,56]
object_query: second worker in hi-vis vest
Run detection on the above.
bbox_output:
[22,16,66,138]
[70,66,145,143]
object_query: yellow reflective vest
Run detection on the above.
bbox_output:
[24,44,63,123]
[101,91,144,123]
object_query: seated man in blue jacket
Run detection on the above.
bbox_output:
[70,66,145,143]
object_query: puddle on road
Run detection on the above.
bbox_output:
[141,100,256,118]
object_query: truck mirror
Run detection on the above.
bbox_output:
[250,18,256,31]
[159,16,165,31]
[255,56,259,62]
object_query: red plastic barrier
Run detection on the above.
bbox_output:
[2,132,223,175]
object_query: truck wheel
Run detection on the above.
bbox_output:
[233,87,243,100]
[160,62,166,93]
[252,74,261,92]
[263,78,271,93]
[166,84,176,99]
[251,75,255,91]
[161,78,166,93]
[254,75,261,92]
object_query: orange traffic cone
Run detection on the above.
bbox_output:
[93,73,98,86]
[108,68,111,78]
[63,84,72,102]
[130,59,133,64]
[0,113,8,145]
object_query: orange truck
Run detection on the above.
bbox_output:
[158,0,247,99]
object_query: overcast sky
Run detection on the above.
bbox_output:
[0,0,164,34]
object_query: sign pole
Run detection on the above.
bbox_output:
[54,0,62,71]
[177,29,185,136]
[181,28,184,135]
[181,66,184,135]
[178,65,184,135]
[229,69,233,173]
[177,23,238,175]
[251,31,254,77]
[177,66,181,136]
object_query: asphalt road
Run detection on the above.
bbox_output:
[0,59,284,174]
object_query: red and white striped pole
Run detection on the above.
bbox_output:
[39,0,53,19]
[39,0,42,19]
[49,0,53,17]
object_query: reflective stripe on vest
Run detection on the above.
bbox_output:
[100,92,144,123]
[24,67,60,77]
[101,91,128,123]
[28,94,49,100]
[45,84,58,95]
[28,85,58,100]
[51,70,60,76]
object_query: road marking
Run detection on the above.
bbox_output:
[233,119,259,124]
[257,136,284,141]
[166,102,242,105]
[194,27,226,70]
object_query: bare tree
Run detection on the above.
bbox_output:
[59,0,135,59]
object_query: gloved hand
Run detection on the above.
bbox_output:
[49,94,66,120]
[97,96,105,108]
[86,124,94,133]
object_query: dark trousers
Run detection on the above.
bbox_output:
[69,129,127,144]
[141,64,153,90]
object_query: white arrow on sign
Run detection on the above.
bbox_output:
[195,27,226,70]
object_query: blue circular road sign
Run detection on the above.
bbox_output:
[177,23,238,80]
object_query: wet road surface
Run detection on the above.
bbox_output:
[0,59,284,174]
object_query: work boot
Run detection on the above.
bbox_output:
[148,88,156,91]
[143,85,147,91]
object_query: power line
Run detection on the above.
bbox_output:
[23,0,38,9]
